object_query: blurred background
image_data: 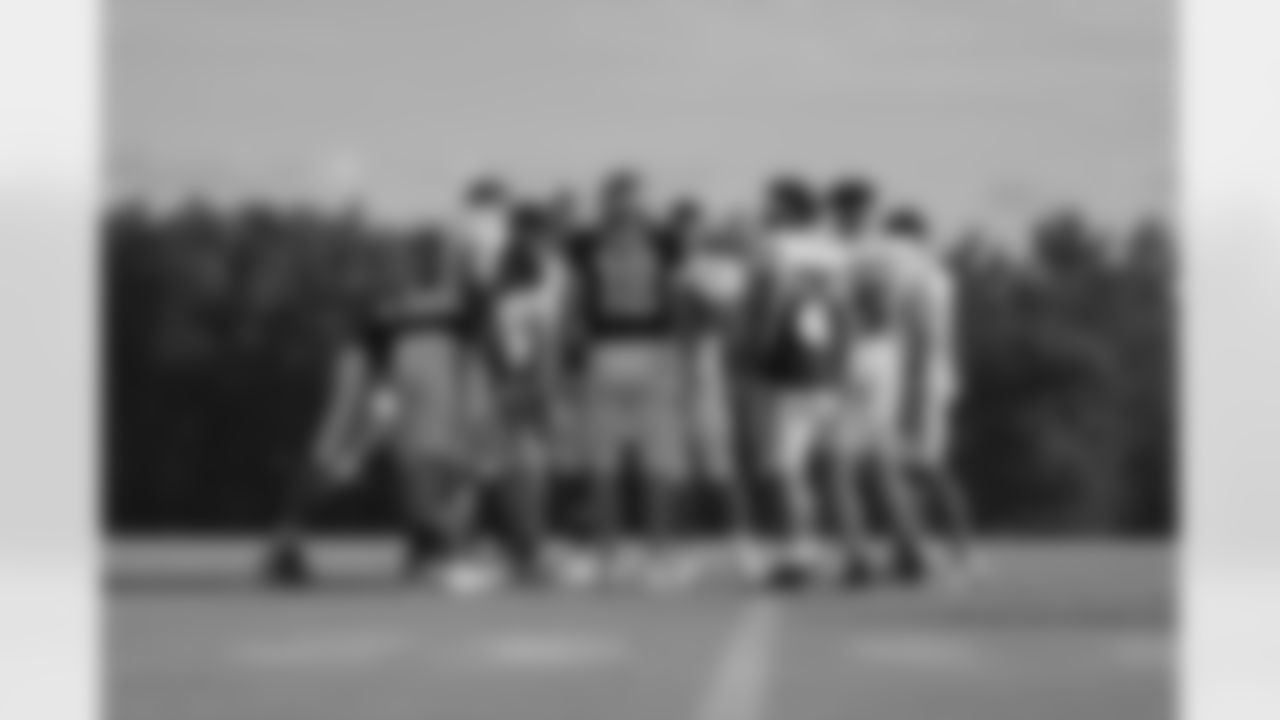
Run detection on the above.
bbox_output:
[105,0,1174,538]
[102,200,1176,536]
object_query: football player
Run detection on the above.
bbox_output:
[742,177,859,588]
[564,171,696,587]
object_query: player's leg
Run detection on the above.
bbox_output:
[910,385,973,562]
[398,334,493,590]
[637,348,697,589]
[545,376,594,579]
[398,454,462,581]
[694,339,759,575]
[494,416,555,585]
[854,334,930,582]
[828,347,888,585]
[583,359,629,583]
[766,392,825,588]
[726,376,770,581]
[827,427,877,585]
[869,439,930,583]
[264,345,380,586]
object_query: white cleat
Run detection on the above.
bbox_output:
[604,546,649,586]
[789,537,833,576]
[438,559,502,598]
[551,551,603,590]
[644,556,702,594]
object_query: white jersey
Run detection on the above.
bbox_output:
[847,235,958,402]
[453,207,513,285]
[763,227,854,279]
[682,236,753,334]
[747,227,863,385]
[494,277,567,373]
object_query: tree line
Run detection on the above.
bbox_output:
[104,198,1176,536]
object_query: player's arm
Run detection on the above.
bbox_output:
[556,234,592,375]
[920,262,958,376]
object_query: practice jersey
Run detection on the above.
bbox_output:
[355,306,400,377]
[682,235,753,339]
[375,232,487,342]
[846,236,958,397]
[454,207,514,286]
[487,247,571,374]
[746,228,860,386]
[569,218,685,339]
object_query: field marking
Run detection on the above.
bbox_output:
[694,600,781,720]
[850,632,987,673]
[232,630,410,671]
[848,631,1175,675]
[460,631,626,672]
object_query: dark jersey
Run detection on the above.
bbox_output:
[356,308,399,377]
[569,219,685,339]
[352,248,484,377]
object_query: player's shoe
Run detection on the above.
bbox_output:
[402,530,445,583]
[605,545,650,586]
[883,546,930,586]
[506,552,555,590]
[262,544,313,588]
[764,558,815,592]
[766,536,830,591]
[643,553,702,594]
[551,550,604,590]
[838,553,877,589]
[436,557,502,598]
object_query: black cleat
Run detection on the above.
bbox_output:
[839,556,877,588]
[885,548,929,586]
[402,530,446,582]
[507,558,553,590]
[765,560,813,592]
[263,546,312,588]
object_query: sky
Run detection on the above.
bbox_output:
[109,0,1171,232]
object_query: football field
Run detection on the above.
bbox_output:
[109,541,1173,720]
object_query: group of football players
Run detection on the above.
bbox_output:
[261,169,973,593]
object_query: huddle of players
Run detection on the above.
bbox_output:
[263,170,971,592]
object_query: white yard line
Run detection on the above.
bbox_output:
[232,630,410,671]
[694,600,781,720]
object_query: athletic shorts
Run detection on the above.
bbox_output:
[841,334,910,459]
[688,337,738,482]
[761,333,915,479]
[384,331,490,468]
[763,387,849,481]
[581,340,693,484]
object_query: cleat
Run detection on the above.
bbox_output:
[885,548,930,586]
[263,546,312,588]
[553,552,602,590]
[507,555,554,590]
[644,556,701,594]
[839,556,877,588]
[600,547,647,586]
[437,559,501,598]
[613,546,648,578]
[402,530,444,582]
[765,559,814,592]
